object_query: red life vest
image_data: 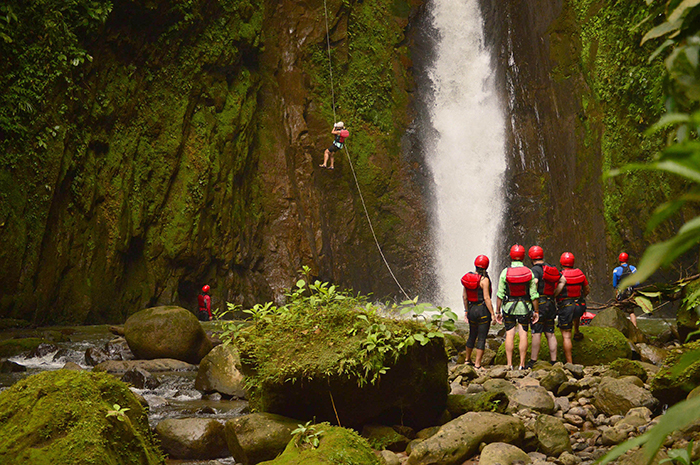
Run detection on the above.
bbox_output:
[505,267,533,298]
[339,129,349,143]
[461,272,483,303]
[559,268,586,299]
[541,265,561,296]
[198,294,211,317]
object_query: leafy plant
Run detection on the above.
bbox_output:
[397,296,458,333]
[661,440,698,465]
[105,404,130,422]
[292,420,325,449]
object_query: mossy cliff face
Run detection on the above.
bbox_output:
[0,0,430,324]
[480,0,693,301]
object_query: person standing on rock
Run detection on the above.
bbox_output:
[556,252,590,363]
[197,285,212,321]
[461,254,495,369]
[613,252,639,327]
[495,244,539,370]
[526,245,566,368]
[319,122,349,170]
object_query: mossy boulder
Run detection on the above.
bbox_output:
[445,391,509,416]
[590,307,646,343]
[224,413,299,465]
[0,369,164,464]
[236,303,448,429]
[650,340,700,405]
[0,337,49,357]
[361,425,410,452]
[124,306,213,364]
[677,279,700,343]
[494,326,632,366]
[194,343,246,398]
[258,425,381,465]
[610,358,648,382]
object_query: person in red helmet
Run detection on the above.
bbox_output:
[197,285,212,321]
[612,252,638,327]
[525,245,566,368]
[495,244,539,370]
[461,254,495,369]
[320,122,350,170]
[556,252,590,363]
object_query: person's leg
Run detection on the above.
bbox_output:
[629,311,638,327]
[545,331,558,363]
[505,328,515,368]
[530,332,542,362]
[329,152,335,169]
[561,330,573,363]
[321,149,330,167]
[474,348,484,367]
[465,320,478,364]
[518,324,529,368]
[474,321,490,368]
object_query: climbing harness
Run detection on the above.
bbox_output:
[322,0,411,301]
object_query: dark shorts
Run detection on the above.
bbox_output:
[466,303,491,325]
[327,143,341,153]
[198,310,210,321]
[532,298,556,334]
[466,303,491,350]
[557,300,583,330]
[504,313,531,332]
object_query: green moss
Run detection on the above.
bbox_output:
[609,358,648,382]
[0,370,164,464]
[650,340,700,405]
[0,337,49,358]
[258,425,381,465]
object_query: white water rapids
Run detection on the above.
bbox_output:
[425,0,507,311]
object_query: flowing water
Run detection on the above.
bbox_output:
[424,0,507,311]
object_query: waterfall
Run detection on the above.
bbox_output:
[424,0,506,310]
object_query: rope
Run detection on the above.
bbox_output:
[321,0,411,301]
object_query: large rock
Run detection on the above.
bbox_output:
[405,412,524,465]
[224,413,300,465]
[650,340,700,405]
[479,442,531,465]
[195,344,246,398]
[124,306,213,364]
[610,358,648,382]
[637,343,668,365]
[0,370,163,464]
[591,307,646,342]
[594,376,658,416]
[257,425,381,465]
[508,386,555,414]
[677,278,700,343]
[540,367,568,393]
[93,358,197,374]
[155,418,228,459]
[534,414,572,456]
[445,391,509,416]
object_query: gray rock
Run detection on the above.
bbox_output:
[93,358,197,374]
[61,361,82,371]
[535,414,572,456]
[379,449,401,465]
[558,450,582,465]
[636,343,668,365]
[466,383,485,394]
[564,363,584,379]
[224,413,299,465]
[121,367,160,389]
[615,407,652,429]
[1,360,26,373]
[105,337,134,360]
[509,386,555,414]
[479,442,532,464]
[195,344,246,398]
[483,378,517,396]
[594,377,658,416]
[449,363,478,381]
[540,367,568,393]
[124,306,213,364]
[554,397,570,413]
[85,346,112,366]
[600,426,630,446]
[361,424,410,452]
[557,380,580,397]
[405,412,524,465]
[155,418,228,459]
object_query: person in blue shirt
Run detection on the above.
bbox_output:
[612,252,638,327]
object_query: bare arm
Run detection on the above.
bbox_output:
[583,283,590,297]
[481,277,495,317]
[462,288,469,321]
[554,275,566,297]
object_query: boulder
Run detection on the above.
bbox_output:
[636,343,668,365]
[405,412,524,465]
[677,278,700,343]
[446,391,509,416]
[0,370,162,464]
[124,306,213,364]
[540,367,568,393]
[106,337,134,360]
[494,327,632,366]
[379,449,401,465]
[0,360,26,373]
[534,414,572,456]
[224,413,300,464]
[594,376,658,416]
[479,442,531,465]
[444,332,466,358]
[508,386,555,414]
[361,425,409,452]
[610,358,648,382]
[85,346,112,366]
[195,344,246,398]
[650,340,700,405]
[121,367,160,389]
[257,425,381,465]
[155,418,228,459]
[93,358,197,374]
[590,307,645,342]
[483,378,517,396]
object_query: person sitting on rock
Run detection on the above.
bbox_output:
[320,122,349,170]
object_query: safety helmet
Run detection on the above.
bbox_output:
[619,252,629,263]
[334,121,344,128]
[202,285,210,293]
[510,244,525,260]
[474,255,490,269]
[560,252,575,267]
[528,245,544,260]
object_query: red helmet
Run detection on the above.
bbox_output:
[202,285,210,293]
[560,252,575,267]
[510,244,525,260]
[474,255,490,269]
[619,252,629,263]
[528,245,544,260]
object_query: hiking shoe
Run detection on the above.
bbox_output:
[525,359,536,369]
[574,332,584,341]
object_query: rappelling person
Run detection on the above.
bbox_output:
[525,245,566,368]
[613,252,639,327]
[197,285,212,321]
[495,244,539,370]
[556,252,590,363]
[461,254,495,369]
[319,121,349,170]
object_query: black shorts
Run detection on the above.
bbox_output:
[327,143,341,153]
[532,298,556,334]
[557,300,583,330]
[198,310,210,321]
[466,303,491,325]
[503,313,531,332]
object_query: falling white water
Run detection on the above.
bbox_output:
[425,0,506,310]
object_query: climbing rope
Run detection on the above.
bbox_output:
[321,0,411,301]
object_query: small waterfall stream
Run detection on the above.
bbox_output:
[423,0,507,310]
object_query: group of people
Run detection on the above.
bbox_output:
[461,244,594,369]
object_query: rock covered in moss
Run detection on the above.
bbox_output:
[257,424,381,465]
[0,369,164,464]
[195,343,246,397]
[677,278,700,343]
[360,425,409,452]
[224,413,300,465]
[445,391,509,416]
[534,414,572,456]
[478,442,531,465]
[0,337,50,358]
[610,358,648,382]
[594,376,658,416]
[590,307,646,343]
[155,418,228,460]
[650,340,700,405]
[124,306,213,364]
